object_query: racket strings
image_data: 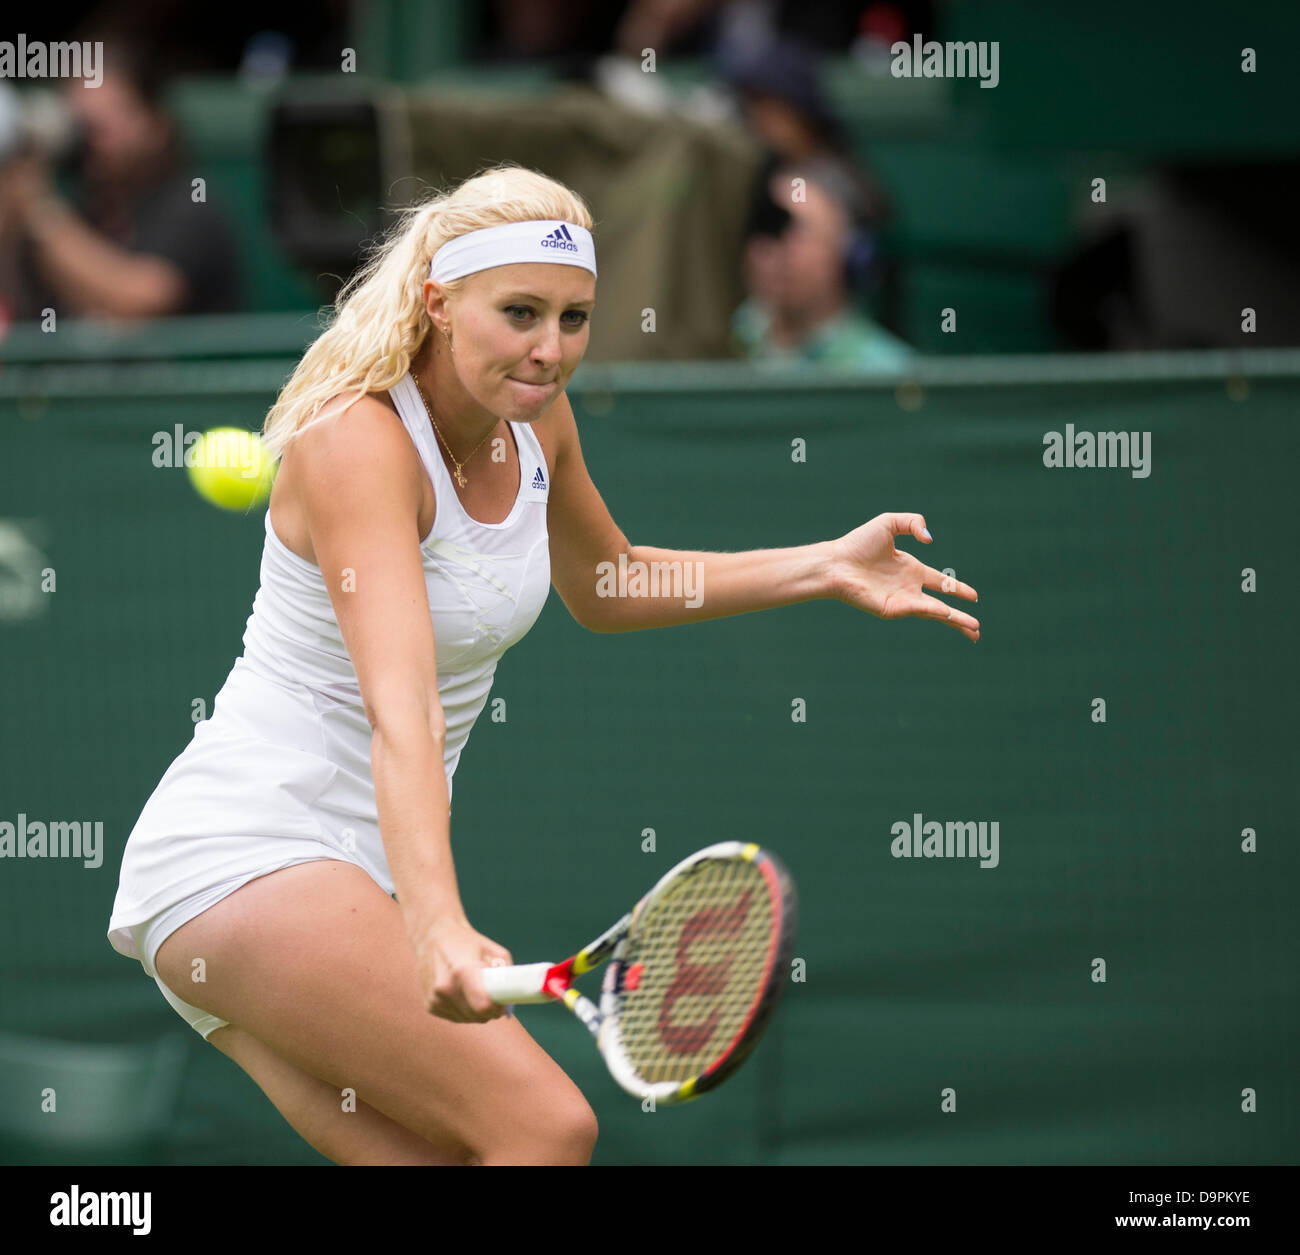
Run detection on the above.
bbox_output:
[617,858,776,1083]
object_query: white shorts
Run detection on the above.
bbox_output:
[119,854,346,1039]
[107,658,422,1040]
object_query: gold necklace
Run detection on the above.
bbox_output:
[413,373,495,489]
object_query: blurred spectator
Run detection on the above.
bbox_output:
[482,0,626,70]
[716,36,892,234]
[482,0,936,73]
[731,164,913,369]
[237,31,295,89]
[613,0,934,60]
[0,31,240,324]
[717,35,908,365]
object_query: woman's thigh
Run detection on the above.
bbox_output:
[154,859,598,1165]
[205,1023,464,1164]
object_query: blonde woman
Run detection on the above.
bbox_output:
[107,163,980,1167]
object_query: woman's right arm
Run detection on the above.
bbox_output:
[295,394,511,1022]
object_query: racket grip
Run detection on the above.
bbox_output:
[481,962,557,1005]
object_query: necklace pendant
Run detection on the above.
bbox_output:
[453,468,467,488]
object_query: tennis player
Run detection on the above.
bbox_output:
[107,162,980,1166]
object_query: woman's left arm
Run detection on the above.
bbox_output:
[544,393,980,641]
[594,521,979,641]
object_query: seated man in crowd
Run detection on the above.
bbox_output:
[733,165,914,370]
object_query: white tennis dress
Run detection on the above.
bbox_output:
[107,370,552,1036]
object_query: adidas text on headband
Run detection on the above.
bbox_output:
[429,220,597,285]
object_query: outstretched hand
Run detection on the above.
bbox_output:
[829,513,980,642]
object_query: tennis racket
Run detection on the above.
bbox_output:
[481,841,797,1105]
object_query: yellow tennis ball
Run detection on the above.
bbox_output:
[186,428,277,511]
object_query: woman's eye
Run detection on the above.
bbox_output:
[506,306,588,325]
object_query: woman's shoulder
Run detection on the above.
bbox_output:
[271,389,429,565]
[279,386,420,502]
[297,384,403,442]
[365,385,401,418]
[314,384,400,422]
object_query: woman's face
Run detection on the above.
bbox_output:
[432,261,595,422]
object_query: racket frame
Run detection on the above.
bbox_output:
[481,841,798,1105]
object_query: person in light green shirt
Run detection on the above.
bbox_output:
[732,296,915,370]
[732,168,913,372]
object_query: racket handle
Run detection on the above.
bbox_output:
[481,962,558,1005]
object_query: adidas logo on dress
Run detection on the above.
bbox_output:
[531,466,547,490]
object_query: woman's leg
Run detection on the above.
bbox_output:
[154,859,598,1165]
[204,1024,465,1164]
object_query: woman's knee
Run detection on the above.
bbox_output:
[551,1091,600,1164]
[476,1087,599,1165]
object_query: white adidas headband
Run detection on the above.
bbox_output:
[428,220,597,284]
